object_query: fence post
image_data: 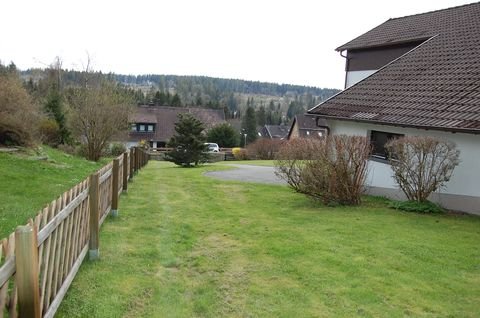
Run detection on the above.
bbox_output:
[123,152,128,191]
[129,148,134,181]
[111,158,120,217]
[15,225,41,318]
[89,172,100,260]
[135,147,139,172]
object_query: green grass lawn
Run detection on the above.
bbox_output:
[0,146,108,238]
[57,161,480,317]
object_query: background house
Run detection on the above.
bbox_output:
[287,114,327,139]
[258,125,289,139]
[126,106,225,148]
[308,3,480,214]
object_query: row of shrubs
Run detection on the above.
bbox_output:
[55,142,127,158]
[237,135,459,211]
[232,139,285,160]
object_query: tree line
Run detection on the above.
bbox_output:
[21,69,340,123]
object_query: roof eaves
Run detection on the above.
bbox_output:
[317,114,480,135]
[335,36,431,52]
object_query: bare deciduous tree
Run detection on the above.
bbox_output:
[67,79,132,161]
[385,136,460,202]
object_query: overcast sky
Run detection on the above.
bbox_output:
[0,0,474,89]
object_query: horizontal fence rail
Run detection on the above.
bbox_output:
[0,147,149,317]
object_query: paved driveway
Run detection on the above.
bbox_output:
[204,164,286,185]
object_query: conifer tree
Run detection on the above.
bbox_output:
[241,105,257,145]
[165,114,208,167]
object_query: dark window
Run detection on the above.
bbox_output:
[370,130,403,160]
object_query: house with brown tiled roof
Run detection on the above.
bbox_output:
[308,3,480,214]
[287,114,328,140]
[126,106,225,148]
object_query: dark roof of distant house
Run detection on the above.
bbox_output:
[262,125,289,139]
[295,114,327,130]
[287,114,328,139]
[309,2,480,134]
[128,106,225,142]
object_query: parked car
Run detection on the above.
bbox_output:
[204,142,220,152]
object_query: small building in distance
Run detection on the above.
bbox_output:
[126,106,225,148]
[287,114,328,140]
[258,125,289,139]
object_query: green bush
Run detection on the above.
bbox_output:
[109,142,127,156]
[39,118,61,147]
[75,143,88,158]
[389,200,445,214]
[207,123,239,147]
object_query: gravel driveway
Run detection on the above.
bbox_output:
[204,164,286,185]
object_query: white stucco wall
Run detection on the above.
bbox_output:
[328,120,480,199]
[345,70,377,88]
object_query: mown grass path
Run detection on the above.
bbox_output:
[57,161,480,317]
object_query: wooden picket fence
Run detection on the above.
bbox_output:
[0,147,149,318]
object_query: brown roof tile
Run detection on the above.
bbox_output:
[309,2,480,133]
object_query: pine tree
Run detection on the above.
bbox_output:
[256,106,266,126]
[171,93,182,106]
[44,89,70,144]
[165,114,208,167]
[241,105,257,145]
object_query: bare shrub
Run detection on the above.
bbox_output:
[0,72,40,146]
[232,147,248,160]
[385,136,460,202]
[247,138,284,159]
[274,138,319,192]
[275,135,371,205]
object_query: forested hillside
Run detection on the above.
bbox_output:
[21,69,339,124]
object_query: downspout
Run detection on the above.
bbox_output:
[339,50,349,89]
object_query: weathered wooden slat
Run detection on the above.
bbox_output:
[37,207,49,274]
[69,186,83,270]
[43,198,60,311]
[51,193,67,300]
[57,187,74,291]
[9,282,18,318]
[63,185,78,280]
[43,244,88,318]
[99,207,111,226]
[39,204,55,315]
[89,173,100,260]
[99,169,112,184]
[0,257,14,289]
[123,152,129,191]
[37,189,88,246]
[7,232,17,318]
[111,159,119,215]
